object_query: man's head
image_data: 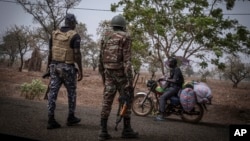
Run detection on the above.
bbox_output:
[166,57,177,68]
[110,15,126,31]
[65,13,78,29]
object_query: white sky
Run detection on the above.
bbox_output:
[0,0,249,69]
[0,0,120,41]
[0,0,250,40]
[0,0,250,42]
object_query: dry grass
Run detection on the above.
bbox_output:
[1,67,249,109]
[1,66,250,124]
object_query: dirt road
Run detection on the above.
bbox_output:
[0,96,233,141]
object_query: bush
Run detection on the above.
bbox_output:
[20,79,46,100]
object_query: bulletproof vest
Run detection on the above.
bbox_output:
[101,30,128,69]
[52,29,77,64]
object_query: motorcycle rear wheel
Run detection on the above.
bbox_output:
[132,94,153,116]
[181,103,204,123]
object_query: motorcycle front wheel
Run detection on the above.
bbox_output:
[132,94,153,116]
[181,103,204,123]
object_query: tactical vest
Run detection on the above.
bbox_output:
[52,30,77,64]
[101,31,128,69]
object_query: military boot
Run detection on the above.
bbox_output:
[98,118,112,141]
[67,114,81,126]
[47,115,61,129]
[121,117,139,138]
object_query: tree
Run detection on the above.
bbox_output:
[75,23,98,69]
[0,25,31,71]
[223,55,250,88]
[185,65,194,77]
[17,0,82,41]
[17,0,82,69]
[111,0,250,75]
[198,69,211,82]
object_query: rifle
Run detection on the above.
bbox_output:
[115,70,139,131]
[98,61,105,85]
[42,69,50,100]
[43,81,50,100]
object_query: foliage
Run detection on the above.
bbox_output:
[223,55,250,88]
[16,0,85,67]
[74,23,98,69]
[0,25,31,70]
[198,69,211,82]
[20,79,46,100]
[111,0,250,75]
[17,0,82,40]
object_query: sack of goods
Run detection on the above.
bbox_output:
[194,82,212,104]
[180,88,196,112]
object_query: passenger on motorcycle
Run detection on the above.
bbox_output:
[155,57,184,121]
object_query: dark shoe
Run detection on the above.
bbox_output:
[121,128,139,138]
[98,118,112,141]
[47,119,61,129]
[67,115,81,126]
[154,114,166,121]
[121,118,139,138]
[98,131,112,141]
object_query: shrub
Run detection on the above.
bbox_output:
[20,79,46,100]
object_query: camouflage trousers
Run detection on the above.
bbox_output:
[47,63,77,117]
[100,69,133,119]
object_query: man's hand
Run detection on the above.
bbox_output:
[42,69,50,79]
[125,78,133,90]
[77,71,83,81]
[158,78,165,82]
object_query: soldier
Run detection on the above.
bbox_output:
[46,13,83,129]
[98,15,139,140]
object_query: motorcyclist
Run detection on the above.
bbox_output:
[155,57,184,121]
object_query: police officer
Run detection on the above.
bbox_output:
[46,13,83,129]
[98,15,138,140]
[155,57,184,121]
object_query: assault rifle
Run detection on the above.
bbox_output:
[42,69,50,100]
[115,70,139,131]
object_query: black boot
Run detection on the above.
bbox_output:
[98,118,112,141]
[121,117,139,138]
[47,115,61,129]
[67,114,81,126]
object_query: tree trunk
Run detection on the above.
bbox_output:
[232,83,238,88]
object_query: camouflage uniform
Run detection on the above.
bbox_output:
[98,15,138,140]
[48,63,77,117]
[100,30,133,119]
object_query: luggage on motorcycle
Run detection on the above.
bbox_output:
[194,82,212,104]
[183,81,212,104]
[180,88,196,112]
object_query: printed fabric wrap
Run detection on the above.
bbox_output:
[180,88,196,112]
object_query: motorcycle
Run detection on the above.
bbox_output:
[132,76,207,123]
